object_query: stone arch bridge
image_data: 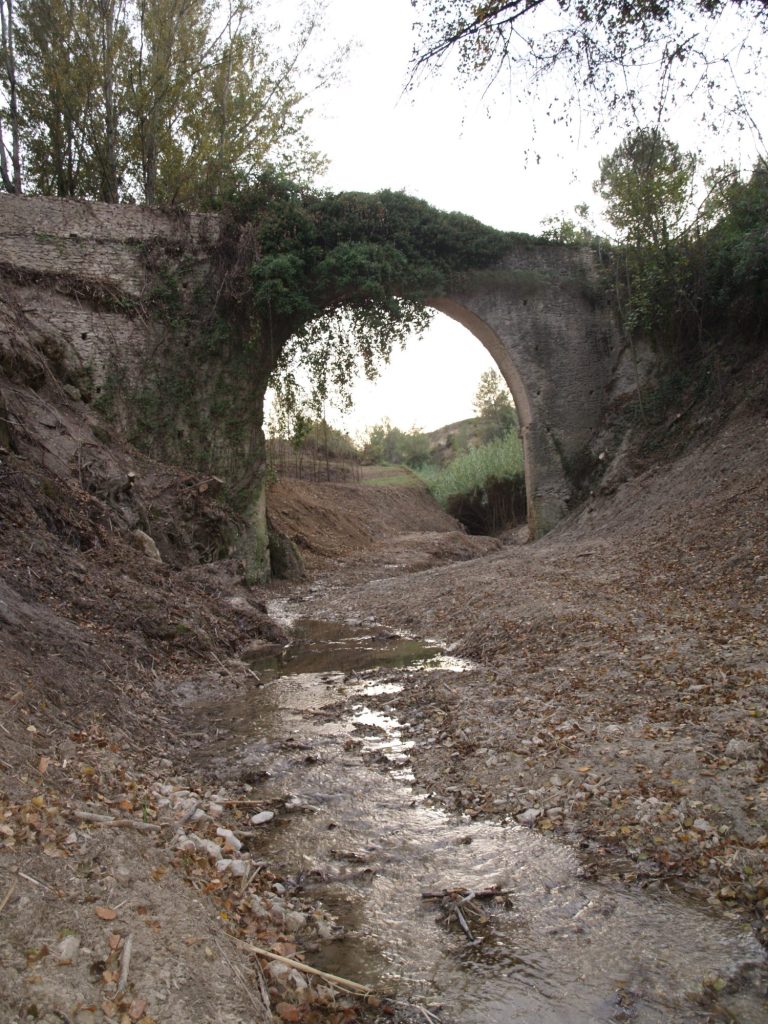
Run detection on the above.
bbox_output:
[0,195,634,579]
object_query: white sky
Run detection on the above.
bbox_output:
[265,0,766,437]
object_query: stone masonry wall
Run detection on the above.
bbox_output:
[0,194,628,564]
[0,194,272,581]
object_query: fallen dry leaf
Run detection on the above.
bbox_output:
[95,906,118,921]
[276,1003,302,1022]
[128,996,147,1020]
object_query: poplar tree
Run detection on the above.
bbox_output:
[14,0,131,199]
[7,0,331,204]
[0,0,22,192]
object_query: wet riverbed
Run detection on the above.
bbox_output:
[190,616,767,1023]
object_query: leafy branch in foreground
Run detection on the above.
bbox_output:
[410,0,768,144]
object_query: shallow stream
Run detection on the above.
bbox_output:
[191,614,767,1023]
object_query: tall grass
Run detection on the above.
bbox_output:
[417,429,524,505]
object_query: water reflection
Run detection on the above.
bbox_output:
[188,618,767,1023]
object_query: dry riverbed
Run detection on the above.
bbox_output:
[303,406,768,959]
[1,376,767,1021]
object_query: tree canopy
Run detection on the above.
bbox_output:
[473,368,518,442]
[0,0,339,201]
[410,0,768,138]
[596,127,697,248]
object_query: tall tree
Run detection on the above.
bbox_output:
[0,0,22,192]
[127,0,212,204]
[15,0,131,199]
[11,0,333,203]
[94,0,128,202]
[473,368,517,442]
[125,0,327,205]
[596,127,697,248]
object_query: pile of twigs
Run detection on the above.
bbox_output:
[421,885,513,946]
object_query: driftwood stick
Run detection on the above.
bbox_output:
[16,870,56,892]
[0,879,18,915]
[73,810,161,833]
[452,905,476,943]
[117,933,133,994]
[421,886,512,900]
[252,956,272,1013]
[235,939,371,995]
[417,1007,441,1024]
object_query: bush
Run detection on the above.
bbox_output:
[417,429,525,533]
[361,420,431,468]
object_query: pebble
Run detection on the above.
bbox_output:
[283,909,308,930]
[174,832,222,859]
[267,961,291,981]
[173,797,199,818]
[693,818,713,833]
[251,810,275,825]
[518,808,543,826]
[250,895,268,916]
[216,826,242,852]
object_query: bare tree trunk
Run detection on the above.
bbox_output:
[0,0,22,193]
[98,0,120,202]
[0,117,11,191]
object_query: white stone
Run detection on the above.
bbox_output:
[517,808,542,826]
[57,934,80,961]
[132,529,162,562]
[216,827,242,852]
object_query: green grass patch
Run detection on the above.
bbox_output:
[416,430,524,505]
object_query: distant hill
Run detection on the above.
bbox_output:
[425,417,484,465]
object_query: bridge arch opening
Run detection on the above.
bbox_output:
[428,298,534,530]
[266,300,534,537]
